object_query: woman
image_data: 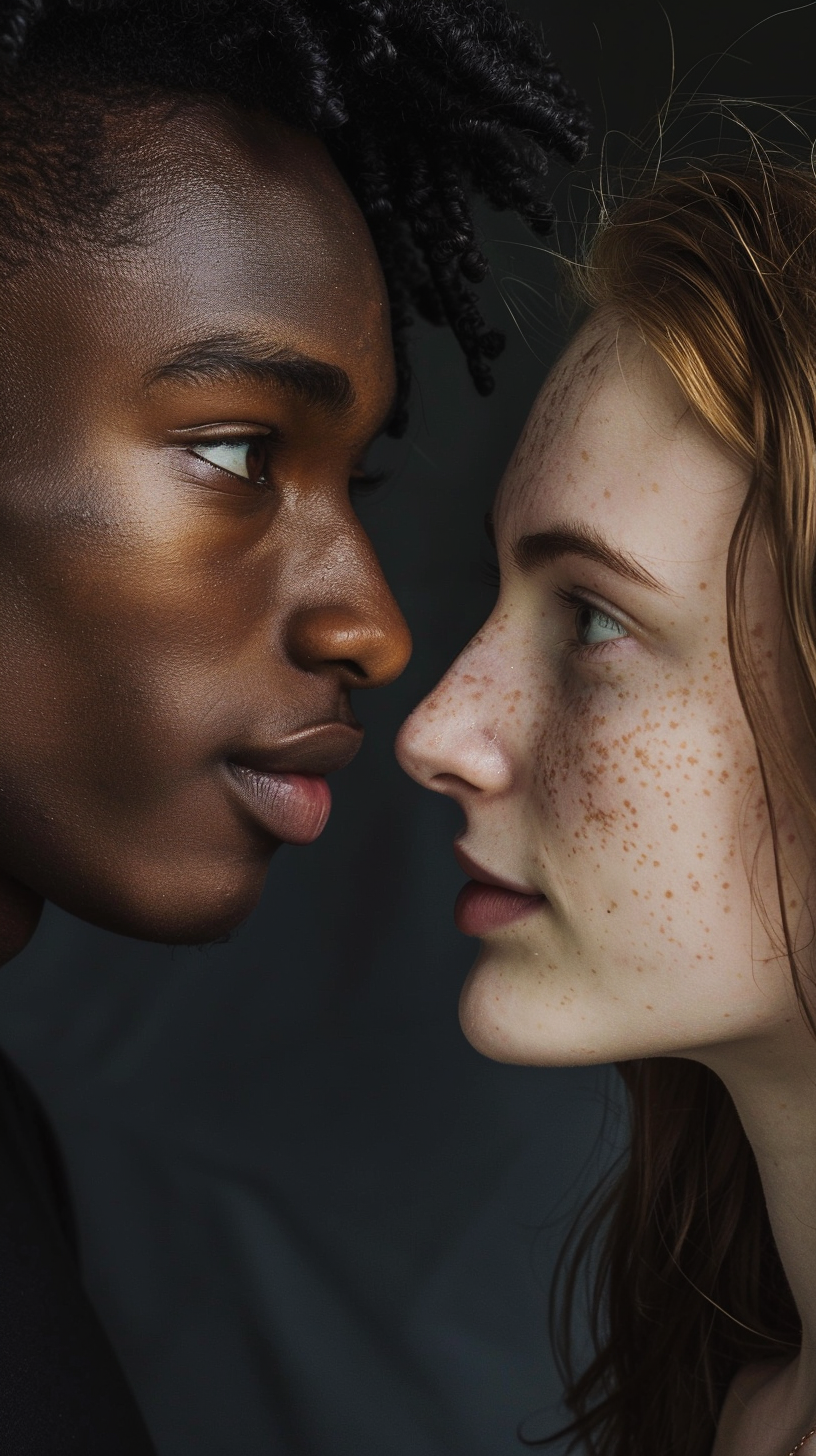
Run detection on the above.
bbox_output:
[397,162,816,1456]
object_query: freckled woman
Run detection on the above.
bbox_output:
[398,164,816,1456]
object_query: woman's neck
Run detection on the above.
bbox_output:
[708,1024,816,1452]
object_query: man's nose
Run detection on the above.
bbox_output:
[285,530,411,690]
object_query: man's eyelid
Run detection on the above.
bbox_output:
[170,421,276,440]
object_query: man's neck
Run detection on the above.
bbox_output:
[0,871,42,966]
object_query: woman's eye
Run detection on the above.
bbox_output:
[189,439,266,484]
[575,605,628,645]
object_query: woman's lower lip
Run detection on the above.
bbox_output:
[454,880,546,937]
[227,766,331,845]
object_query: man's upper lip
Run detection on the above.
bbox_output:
[453,843,543,897]
[229,721,363,777]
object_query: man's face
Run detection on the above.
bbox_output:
[0,103,411,944]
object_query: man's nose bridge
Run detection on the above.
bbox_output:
[285,511,411,684]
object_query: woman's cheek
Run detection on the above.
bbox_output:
[529,673,744,911]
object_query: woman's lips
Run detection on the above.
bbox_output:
[454,880,545,936]
[453,843,546,937]
[227,766,332,846]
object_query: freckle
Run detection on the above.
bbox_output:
[665,890,673,898]
[670,824,678,832]
[651,481,660,493]
[603,488,611,499]
[699,581,707,590]
[581,449,589,461]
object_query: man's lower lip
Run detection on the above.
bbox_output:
[454,880,546,937]
[226,766,331,845]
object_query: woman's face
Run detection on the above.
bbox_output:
[397,313,805,1068]
[0,102,411,946]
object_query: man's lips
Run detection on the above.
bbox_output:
[453,843,546,937]
[225,721,362,846]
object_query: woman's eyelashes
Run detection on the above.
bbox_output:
[555,588,629,649]
[576,604,628,645]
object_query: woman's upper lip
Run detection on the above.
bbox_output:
[229,720,363,776]
[453,842,543,897]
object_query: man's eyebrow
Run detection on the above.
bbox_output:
[512,520,668,594]
[145,336,357,415]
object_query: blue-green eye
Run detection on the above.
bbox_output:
[190,439,266,483]
[575,605,628,645]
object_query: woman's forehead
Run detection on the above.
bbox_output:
[494,314,747,581]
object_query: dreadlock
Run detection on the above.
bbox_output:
[0,0,588,430]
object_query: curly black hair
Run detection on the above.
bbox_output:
[0,0,588,430]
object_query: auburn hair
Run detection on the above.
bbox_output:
[540,165,816,1455]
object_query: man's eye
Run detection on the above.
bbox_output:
[575,605,628,645]
[190,439,266,483]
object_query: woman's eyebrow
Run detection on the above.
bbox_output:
[145,337,358,416]
[512,520,669,593]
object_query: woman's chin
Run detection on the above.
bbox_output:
[458,955,613,1068]
[458,958,547,1065]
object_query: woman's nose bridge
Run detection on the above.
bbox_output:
[398,618,515,790]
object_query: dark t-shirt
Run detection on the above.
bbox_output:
[0,1048,156,1454]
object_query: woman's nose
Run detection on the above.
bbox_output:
[285,531,412,689]
[395,647,515,798]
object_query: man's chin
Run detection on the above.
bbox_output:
[47,856,274,947]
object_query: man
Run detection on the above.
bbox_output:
[0,0,587,1448]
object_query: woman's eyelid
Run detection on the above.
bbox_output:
[554,582,648,639]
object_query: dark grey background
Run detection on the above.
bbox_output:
[0,5,813,1453]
